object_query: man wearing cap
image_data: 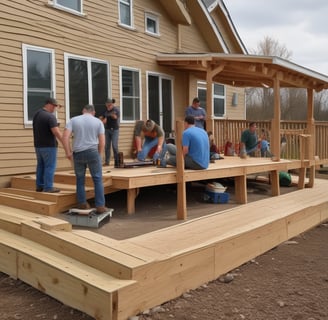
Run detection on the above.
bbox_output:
[185,97,206,129]
[99,98,120,167]
[134,119,167,164]
[62,104,108,213]
[32,97,63,193]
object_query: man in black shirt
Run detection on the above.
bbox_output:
[99,98,120,167]
[33,98,63,192]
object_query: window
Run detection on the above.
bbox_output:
[119,0,133,27]
[213,83,225,117]
[64,54,109,119]
[23,44,55,125]
[120,67,141,121]
[145,13,159,36]
[53,0,82,14]
[197,82,226,118]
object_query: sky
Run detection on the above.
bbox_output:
[225,0,328,76]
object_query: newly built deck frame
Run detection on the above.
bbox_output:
[0,156,327,320]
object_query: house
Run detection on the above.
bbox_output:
[0,0,247,187]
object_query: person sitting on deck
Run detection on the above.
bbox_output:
[240,122,259,158]
[163,116,209,169]
[260,129,272,158]
[208,131,223,160]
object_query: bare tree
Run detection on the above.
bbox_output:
[247,36,293,120]
[247,36,328,121]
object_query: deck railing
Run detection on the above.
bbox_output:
[213,119,328,162]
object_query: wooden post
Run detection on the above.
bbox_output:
[306,88,315,188]
[205,67,214,133]
[176,120,187,220]
[271,75,281,160]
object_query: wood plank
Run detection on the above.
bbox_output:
[21,220,150,280]
[0,229,136,320]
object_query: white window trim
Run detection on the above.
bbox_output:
[145,12,160,36]
[118,0,135,29]
[22,44,56,128]
[48,0,85,16]
[64,53,110,122]
[213,83,226,119]
[146,71,174,129]
[119,66,142,123]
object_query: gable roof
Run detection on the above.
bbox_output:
[157,53,328,91]
[159,0,246,54]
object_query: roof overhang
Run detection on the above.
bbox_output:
[159,0,191,25]
[157,53,328,91]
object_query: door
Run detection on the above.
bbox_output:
[148,74,173,136]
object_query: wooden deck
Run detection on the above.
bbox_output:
[106,156,312,216]
[0,177,327,320]
[0,157,327,319]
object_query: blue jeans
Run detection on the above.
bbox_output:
[105,129,119,165]
[73,148,105,207]
[165,144,205,169]
[35,147,57,191]
[137,137,167,162]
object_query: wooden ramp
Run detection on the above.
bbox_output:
[0,178,327,320]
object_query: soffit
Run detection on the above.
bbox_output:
[159,0,191,25]
[156,53,328,91]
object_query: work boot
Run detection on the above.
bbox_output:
[44,187,60,193]
[96,206,109,214]
[76,202,91,210]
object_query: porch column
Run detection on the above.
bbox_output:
[306,88,315,187]
[271,74,282,160]
[176,120,187,220]
[205,70,214,133]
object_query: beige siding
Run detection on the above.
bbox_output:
[0,0,246,179]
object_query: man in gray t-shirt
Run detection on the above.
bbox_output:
[62,104,108,214]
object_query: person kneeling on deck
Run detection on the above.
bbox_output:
[164,116,209,170]
[240,122,259,158]
[62,104,108,214]
[134,119,167,165]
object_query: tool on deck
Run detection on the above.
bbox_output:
[118,151,157,168]
[64,208,113,228]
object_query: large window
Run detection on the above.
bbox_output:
[23,44,55,125]
[120,67,141,121]
[54,0,82,14]
[119,0,133,27]
[64,54,109,119]
[197,82,226,118]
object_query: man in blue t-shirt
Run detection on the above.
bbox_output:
[164,116,209,170]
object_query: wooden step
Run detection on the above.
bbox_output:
[0,190,58,215]
[21,219,153,280]
[0,228,136,320]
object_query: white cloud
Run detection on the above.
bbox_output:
[226,0,328,75]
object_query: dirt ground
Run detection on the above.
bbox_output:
[1,176,328,320]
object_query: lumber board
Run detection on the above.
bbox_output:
[0,193,57,215]
[0,229,136,320]
[21,220,151,280]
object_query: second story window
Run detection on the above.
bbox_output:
[54,0,82,14]
[145,13,159,36]
[119,0,133,27]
